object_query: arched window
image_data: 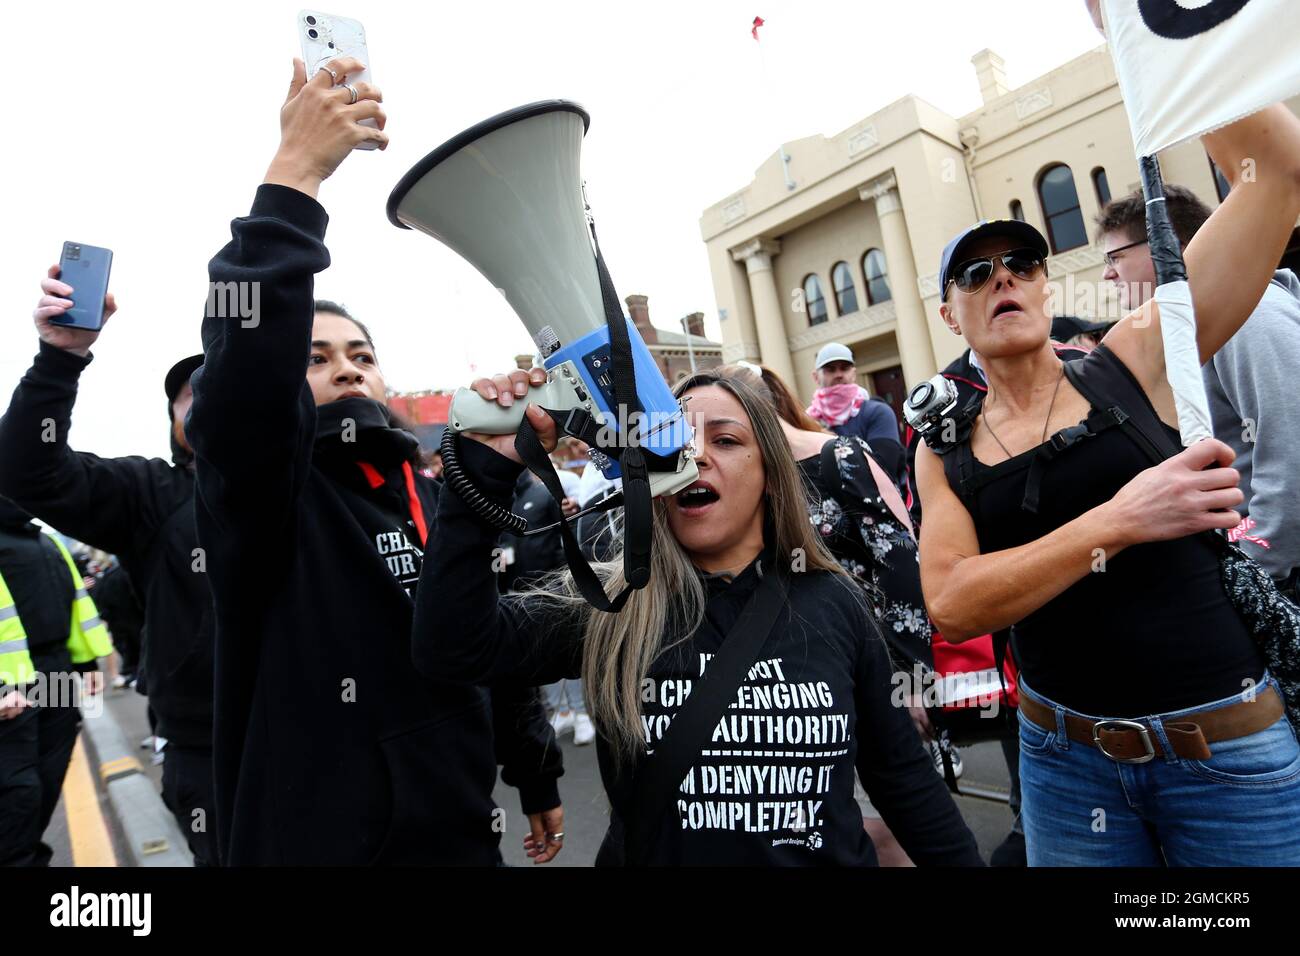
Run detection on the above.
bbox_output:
[862,249,891,305]
[831,261,858,315]
[1037,163,1087,252]
[803,274,827,326]
[1210,159,1231,201]
[1009,199,1025,222]
[1092,167,1111,207]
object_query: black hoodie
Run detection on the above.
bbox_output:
[414,439,982,867]
[0,345,214,746]
[188,184,561,865]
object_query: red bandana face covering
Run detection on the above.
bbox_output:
[806,383,868,427]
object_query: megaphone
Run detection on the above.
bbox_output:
[387,100,699,607]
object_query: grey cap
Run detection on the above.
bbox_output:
[814,343,855,369]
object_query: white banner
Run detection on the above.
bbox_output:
[1102,0,1300,156]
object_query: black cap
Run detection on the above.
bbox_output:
[1050,315,1112,341]
[165,355,204,406]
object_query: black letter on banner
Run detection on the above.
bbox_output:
[1138,0,1253,39]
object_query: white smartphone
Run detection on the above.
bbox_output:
[298,10,379,150]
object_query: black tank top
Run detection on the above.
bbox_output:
[945,347,1262,716]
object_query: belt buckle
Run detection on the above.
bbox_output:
[1092,719,1156,764]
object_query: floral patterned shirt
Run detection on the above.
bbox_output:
[798,436,933,670]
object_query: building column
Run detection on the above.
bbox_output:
[729,238,797,385]
[859,174,938,387]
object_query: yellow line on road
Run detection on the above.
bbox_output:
[99,755,142,781]
[65,736,117,867]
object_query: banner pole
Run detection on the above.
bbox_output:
[1137,154,1214,444]
[1139,155,1187,286]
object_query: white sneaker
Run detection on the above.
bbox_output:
[550,709,575,737]
[573,713,595,746]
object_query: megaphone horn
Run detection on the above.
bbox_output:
[388,101,700,606]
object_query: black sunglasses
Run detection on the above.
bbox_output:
[946,248,1047,296]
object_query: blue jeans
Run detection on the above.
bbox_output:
[1018,675,1300,866]
[543,679,585,716]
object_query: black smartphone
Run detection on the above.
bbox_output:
[50,241,113,331]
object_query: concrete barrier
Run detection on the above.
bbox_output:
[79,704,193,867]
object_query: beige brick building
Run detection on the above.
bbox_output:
[700,45,1300,418]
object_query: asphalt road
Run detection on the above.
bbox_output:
[58,687,1016,867]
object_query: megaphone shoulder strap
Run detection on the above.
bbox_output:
[514,414,639,613]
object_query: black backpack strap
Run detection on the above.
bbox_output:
[623,567,788,865]
[1020,405,1128,514]
[1062,345,1181,466]
[941,437,980,511]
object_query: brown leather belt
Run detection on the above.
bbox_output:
[1019,685,1282,763]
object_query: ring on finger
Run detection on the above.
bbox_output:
[546,831,564,843]
[323,67,339,85]
[343,83,359,105]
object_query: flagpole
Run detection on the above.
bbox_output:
[752,16,796,191]
[1138,153,1214,445]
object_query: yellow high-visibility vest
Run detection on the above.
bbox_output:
[0,569,35,687]
[0,532,113,687]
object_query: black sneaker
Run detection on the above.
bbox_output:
[990,830,1027,867]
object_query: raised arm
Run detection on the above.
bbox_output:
[914,435,1242,641]
[1106,104,1300,399]
[187,56,387,535]
[0,272,170,555]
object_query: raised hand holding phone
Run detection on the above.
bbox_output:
[34,263,118,358]
[299,11,381,149]
[264,55,387,199]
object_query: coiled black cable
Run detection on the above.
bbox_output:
[440,427,624,537]
[440,428,527,533]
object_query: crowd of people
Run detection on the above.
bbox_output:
[2,33,1300,868]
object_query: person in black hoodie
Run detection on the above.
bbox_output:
[92,561,144,686]
[0,274,219,865]
[186,55,563,865]
[414,366,982,866]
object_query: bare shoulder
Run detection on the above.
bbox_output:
[1096,302,1178,427]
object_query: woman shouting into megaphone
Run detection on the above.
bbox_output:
[413,369,982,866]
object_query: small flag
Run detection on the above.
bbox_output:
[751,16,764,41]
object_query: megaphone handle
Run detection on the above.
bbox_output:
[448,386,530,435]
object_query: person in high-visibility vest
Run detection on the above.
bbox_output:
[0,496,112,866]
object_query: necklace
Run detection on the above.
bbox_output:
[981,364,1065,462]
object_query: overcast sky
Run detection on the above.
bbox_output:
[4,1,1103,460]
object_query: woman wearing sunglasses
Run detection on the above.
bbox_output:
[914,102,1300,866]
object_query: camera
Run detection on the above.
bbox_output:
[903,375,959,438]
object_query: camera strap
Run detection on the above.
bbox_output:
[511,236,654,611]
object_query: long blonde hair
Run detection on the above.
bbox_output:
[525,373,848,762]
